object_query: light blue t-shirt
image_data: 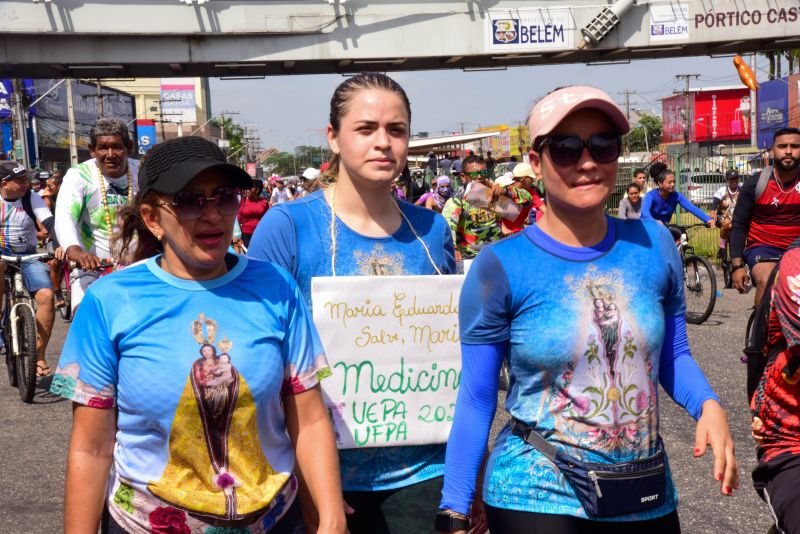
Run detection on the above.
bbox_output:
[51,255,330,533]
[248,189,457,491]
[459,217,683,519]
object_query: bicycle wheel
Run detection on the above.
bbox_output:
[684,255,717,325]
[722,261,733,289]
[14,305,38,403]
[58,270,72,321]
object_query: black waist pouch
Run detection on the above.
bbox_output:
[511,419,666,518]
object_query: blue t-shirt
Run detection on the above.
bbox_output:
[641,189,711,225]
[51,256,330,533]
[459,218,685,519]
[248,189,457,491]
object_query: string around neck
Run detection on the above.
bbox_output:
[326,184,442,277]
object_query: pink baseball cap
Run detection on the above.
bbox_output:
[528,86,630,148]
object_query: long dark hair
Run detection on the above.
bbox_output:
[311,72,411,191]
[115,189,163,262]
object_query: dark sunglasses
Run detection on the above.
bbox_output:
[157,188,241,219]
[462,170,490,178]
[537,132,621,166]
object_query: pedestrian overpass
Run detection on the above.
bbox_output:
[2,0,799,78]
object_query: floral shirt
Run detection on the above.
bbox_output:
[51,255,330,533]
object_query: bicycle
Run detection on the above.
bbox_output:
[717,242,733,290]
[2,252,53,403]
[743,255,783,359]
[57,259,116,322]
[672,224,717,325]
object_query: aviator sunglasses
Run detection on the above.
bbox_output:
[462,169,490,178]
[536,132,622,166]
[157,188,241,219]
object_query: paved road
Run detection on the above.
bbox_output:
[0,282,775,533]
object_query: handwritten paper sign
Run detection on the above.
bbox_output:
[312,275,465,449]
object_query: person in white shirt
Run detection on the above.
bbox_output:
[54,118,140,311]
[0,162,62,376]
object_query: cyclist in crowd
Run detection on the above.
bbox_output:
[248,72,460,534]
[237,178,268,248]
[54,118,140,312]
[641,162,715,241]
[750,236,800,534]
[731,127,800,306]
[438,86,738,534]
[710,169,741,261]
[51,136,345,534]
[632,167,650,194]
[0,161,62,377]
[424,175,452,213]
[618,183,642,220]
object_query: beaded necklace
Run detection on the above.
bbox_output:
[97,163,133,231]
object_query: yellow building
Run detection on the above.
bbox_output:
[104,77,216,142]
[475,124,530,159]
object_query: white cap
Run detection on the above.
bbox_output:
[495,172,515,187]
[301,167,320,180]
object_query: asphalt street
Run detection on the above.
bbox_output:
[0,279,775,533]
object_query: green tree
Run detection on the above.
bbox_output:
[294,144,333,168]
[624,114,662,153]
[263,151,298,176]
[211,116,244,161]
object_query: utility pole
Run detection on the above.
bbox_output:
[65,79,78,165]
[675,74,700,171]
[619,89,638,120]
[11,79,30,167]
[674,74,700,211]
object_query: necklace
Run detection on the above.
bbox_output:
[770,170,800,207]
[97,163,133,231]
[327,185,442,277]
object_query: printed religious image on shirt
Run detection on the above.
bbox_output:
[550,267,658,455]
[147,313,288,522]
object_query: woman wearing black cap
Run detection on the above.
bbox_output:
[51,136,346,534]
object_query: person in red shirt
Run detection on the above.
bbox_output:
[237,179,269,247]
[497,163,545,235]
[751,237,800,534]
[731,127,800,306]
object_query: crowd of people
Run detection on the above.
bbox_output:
[1,73,799,534]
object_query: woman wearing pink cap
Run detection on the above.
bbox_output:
[437,86,738,533]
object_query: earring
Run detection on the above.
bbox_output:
[156,233,162,241]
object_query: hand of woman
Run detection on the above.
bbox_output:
[468,496,488,534]
[694,399,739,495]
[706,219,716,229]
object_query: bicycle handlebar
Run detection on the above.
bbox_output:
[0,252,54,263]
[67,259,115,271]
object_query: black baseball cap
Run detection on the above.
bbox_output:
[138,136,253,196]
[0,161,34,182]
[725,169,740,180]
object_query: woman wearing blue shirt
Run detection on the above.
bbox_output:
[641,164,715,239]
[52,137,346,534]
[437,87,738,534]
[248,73,459,534]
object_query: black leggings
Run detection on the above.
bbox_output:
[344,476,442,534]
[485,505,681,534]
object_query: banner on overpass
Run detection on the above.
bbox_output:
[160,78,197,125]
[486,8,573,52]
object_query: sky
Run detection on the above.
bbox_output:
[209,54,756,153]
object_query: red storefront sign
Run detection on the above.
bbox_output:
[692,88,751,142]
